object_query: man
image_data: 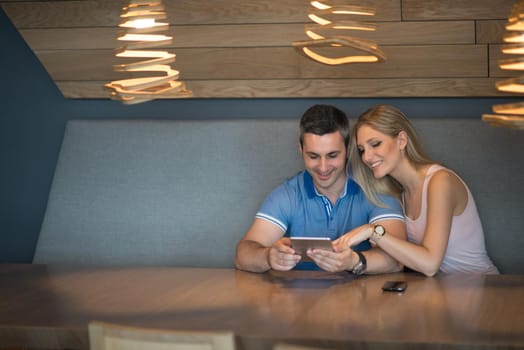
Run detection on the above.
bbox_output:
[235,104,406,274]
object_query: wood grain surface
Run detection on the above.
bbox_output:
[0,0,519,98]
[1,264,523,350]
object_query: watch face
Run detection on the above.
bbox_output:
[375,225,385,235]
[353,262,364,275]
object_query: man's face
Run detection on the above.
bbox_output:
[301,131,347,195]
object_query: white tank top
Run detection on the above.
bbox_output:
[404,165,499,274]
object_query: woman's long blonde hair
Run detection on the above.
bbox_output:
[349,104,434,207]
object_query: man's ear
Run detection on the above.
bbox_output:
[398,131,408,150]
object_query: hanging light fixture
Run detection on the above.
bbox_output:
[105,0,191,105]
[292,0,386,65]
[482,0,524,129]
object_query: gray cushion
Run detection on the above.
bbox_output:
[34,120,303,267]
[34,119,524,273]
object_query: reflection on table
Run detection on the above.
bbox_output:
[0,264,523,350]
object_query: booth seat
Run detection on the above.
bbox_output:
[33,119,524,273]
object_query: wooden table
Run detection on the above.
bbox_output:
[1,264,523,350]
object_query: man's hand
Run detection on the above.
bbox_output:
[307,247,359,273]
[268,237,301,271]
[307,224,370,273]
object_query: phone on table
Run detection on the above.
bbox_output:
[382,280,408,292]
[290,237,333,261]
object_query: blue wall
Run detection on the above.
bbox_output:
[0,8,518,263]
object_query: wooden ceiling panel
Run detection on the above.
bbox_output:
[0,0,518,98]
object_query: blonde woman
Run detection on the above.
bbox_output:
[334,104,499,276]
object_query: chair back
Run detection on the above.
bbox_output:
[89,321,236,350]
[274,343,335,350]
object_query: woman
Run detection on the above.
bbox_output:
[335,104,499,276]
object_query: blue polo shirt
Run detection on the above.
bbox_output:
[255,170,405,269]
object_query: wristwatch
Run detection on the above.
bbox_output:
[351,251,367,275]
[371,224,386,242]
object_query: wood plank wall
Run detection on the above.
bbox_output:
[0,0,519,99]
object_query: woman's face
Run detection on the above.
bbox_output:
[356,124,403,179]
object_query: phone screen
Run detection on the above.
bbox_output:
[290,237,332,262]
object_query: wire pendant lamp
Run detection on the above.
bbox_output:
[482,0,524,129]
[105,0,191,104]
[292,0,386,65]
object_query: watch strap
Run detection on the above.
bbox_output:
[351,251,367,275]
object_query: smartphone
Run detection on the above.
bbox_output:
[382,280,407,292]
[290,237,333,261]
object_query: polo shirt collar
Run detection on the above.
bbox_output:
[303,171,358,199]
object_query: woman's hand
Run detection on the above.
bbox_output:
[333,224,374,252]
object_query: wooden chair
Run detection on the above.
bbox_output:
[89,321,236,350]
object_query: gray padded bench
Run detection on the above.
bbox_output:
[33,119,524,273]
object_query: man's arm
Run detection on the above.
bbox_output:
[362,219,406,274]
[235,218,300,273]
[359,193,407,274]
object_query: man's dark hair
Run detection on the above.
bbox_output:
[299,104,350,148]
